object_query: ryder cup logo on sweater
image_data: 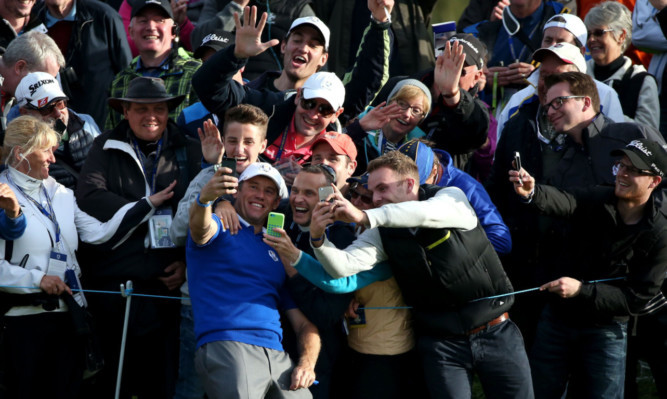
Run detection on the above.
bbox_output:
[268,250,279,262]
[629,140,652,157]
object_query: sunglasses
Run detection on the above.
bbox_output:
[300,98,335,117]
[349,182,373,204]
[544,96,586,111]
[27,99,67,116]
[612,161,656,177]
[587,28,614,38]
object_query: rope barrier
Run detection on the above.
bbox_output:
[2,276,626,311]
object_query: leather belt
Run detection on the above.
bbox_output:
[466,312,509,336]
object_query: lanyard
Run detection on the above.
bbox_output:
[131,138,163,195]
[7,173,61,243]
[507,22,540,64]
[275,126,290,161]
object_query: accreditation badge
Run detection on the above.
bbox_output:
[47,251,68,279]
[149,208,176,249]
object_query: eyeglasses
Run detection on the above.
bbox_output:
[300,98,335,117]
[28,100,67,116]
[544,96,586,111]
[587,28,614,38]
[394,100,425,118]
[612,161,655,177]
[349,183,373,204]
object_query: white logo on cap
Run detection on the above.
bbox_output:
[629,140,653,157]
[321,77,334,89]
[202,34,229,45]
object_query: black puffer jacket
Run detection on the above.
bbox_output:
[379,184,514,336]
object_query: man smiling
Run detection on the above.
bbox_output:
[510,139,667,398]
[0,0,39,48]
[75,76,202,398]
[187,162,320,399]
[106,0,200,129]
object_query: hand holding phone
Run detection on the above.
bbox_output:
[214,157,237,177]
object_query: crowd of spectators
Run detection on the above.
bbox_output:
[0,0,666,398]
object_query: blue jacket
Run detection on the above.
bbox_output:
[0,210,26,241]
[434,149,511,254]
[294,251,393,294]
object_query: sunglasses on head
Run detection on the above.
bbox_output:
[302,162,337,185]
[300,98,335,117]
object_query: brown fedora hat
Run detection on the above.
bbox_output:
[108,77,185,113]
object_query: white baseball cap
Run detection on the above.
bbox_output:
[238,162,289,200]
[287,16,330,51]
[543,13,588,49]
[301,72,345,111]
[15,71,68,109]
[532,42,587,73]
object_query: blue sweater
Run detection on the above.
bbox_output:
[186,215,295,351]
[0,210,26,241]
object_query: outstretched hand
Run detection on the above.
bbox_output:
[358,102,404,131]
[198,119,224,165]
[149,180,178,208]
[233,6,280,59]
[434,40,465,102]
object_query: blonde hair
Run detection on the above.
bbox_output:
[2,116,60,166]
[389,85,432,117]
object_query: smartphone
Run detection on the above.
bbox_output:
[214,157,237,177]
[514,151,523,183]
[266,212,285,237]
[318,186,335,202]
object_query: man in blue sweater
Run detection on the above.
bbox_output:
[187,162,320,399]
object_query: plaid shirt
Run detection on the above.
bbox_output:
[105,48,201,131]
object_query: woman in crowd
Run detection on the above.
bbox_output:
[0,116,175,399]
[345,78,432,174]
[584,1,660,129]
